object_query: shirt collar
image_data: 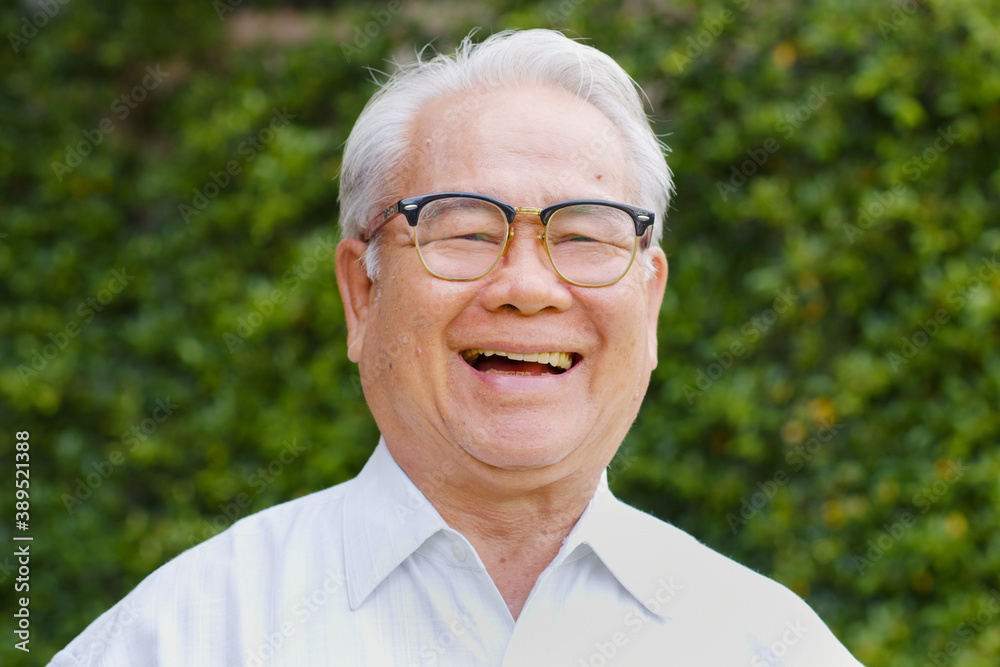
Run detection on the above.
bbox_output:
[555,472,675,620]
[343,437,448,610]
[344,439,673,620]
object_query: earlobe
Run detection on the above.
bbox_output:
[335,238,374,363]
[645,248,668,369]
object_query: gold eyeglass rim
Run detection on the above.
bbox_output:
[363,192,655,288]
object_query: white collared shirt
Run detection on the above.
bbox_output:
[51,439,864,666]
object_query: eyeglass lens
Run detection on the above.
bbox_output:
[413,197,636,285]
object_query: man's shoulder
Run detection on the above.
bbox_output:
[606,496,814,612]
[146,472,350,559]
[49,477,358,666]
[602,496,863,665]
[165,473,358,582]
[610,498,756,571]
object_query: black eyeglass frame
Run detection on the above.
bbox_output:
[363,192,656,286]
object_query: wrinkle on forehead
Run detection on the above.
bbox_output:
[403,83,632,204]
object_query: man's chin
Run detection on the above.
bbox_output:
[457,432,582,474]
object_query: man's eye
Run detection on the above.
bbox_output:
[550,229,604,244]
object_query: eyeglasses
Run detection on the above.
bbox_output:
[364,192,655,287]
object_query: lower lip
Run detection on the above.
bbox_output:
[461,356,579,394]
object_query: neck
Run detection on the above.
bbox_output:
[424,466,600,620]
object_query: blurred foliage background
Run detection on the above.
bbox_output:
[1,0,999,664]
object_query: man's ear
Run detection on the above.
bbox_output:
[644,247,669,370]
[335,238,373,363]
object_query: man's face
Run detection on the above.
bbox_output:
[337,84,667,488]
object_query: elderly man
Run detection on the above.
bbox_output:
[52,29,863,667]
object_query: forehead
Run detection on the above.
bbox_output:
[403,84,632,203]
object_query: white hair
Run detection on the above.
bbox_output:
[338,29,672,280]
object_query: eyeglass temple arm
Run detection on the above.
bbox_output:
[363,203,401,242]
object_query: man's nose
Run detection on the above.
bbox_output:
[479,220,573,315]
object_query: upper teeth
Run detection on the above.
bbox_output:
[462,349,573,370]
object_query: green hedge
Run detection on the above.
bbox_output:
[2,1,998,664]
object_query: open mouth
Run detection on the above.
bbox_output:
[461,349,576,376]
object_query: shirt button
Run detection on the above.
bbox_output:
[451,541,467,562]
